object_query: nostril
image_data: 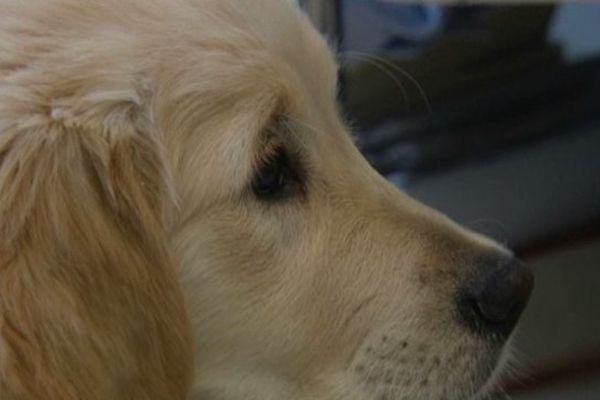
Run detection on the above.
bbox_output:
[459,256,534,336]
[474,261,534,324]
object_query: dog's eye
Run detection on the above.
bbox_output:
[252,147,301,200]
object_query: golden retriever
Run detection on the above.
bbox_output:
[0,0,534,399]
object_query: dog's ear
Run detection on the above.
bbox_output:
[0,79,193,399]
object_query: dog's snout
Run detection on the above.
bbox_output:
[459,255,534,337]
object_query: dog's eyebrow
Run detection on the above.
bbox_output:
[262,114,305,152]
[252,95,314,161]
[249,100,288,161]
[254,109,308,168]
[256,97,297,144]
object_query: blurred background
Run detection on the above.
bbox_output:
[299,1,600,399]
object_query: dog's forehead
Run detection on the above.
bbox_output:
[162,0,340,126]
[221,0,339,103]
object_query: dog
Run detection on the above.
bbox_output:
[0,0,534,399]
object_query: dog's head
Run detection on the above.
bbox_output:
[0,1,533,399]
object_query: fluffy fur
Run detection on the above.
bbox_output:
[0,1,516,399]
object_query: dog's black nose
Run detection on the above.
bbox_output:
[459,255,534,336]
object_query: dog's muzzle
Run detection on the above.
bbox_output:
[458,254,534,338]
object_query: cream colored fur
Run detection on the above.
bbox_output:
[0,1,514,399]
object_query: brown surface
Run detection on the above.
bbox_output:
[503,221,600,394]
[502,348,600,395]
[516,218,600,260]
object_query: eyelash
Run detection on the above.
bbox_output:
[252,143,302,201]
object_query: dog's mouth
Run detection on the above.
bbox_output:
[349,330,511,400]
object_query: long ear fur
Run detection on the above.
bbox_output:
[0,49,192,400]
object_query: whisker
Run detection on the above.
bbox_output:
[365,53,432,115]
[283,115,326,136]
[342,51,432,114]
[341,53,409,113]
[279,115,313,148]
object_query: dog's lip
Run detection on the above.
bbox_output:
[462,345,511,400]
[348,334,508,400]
